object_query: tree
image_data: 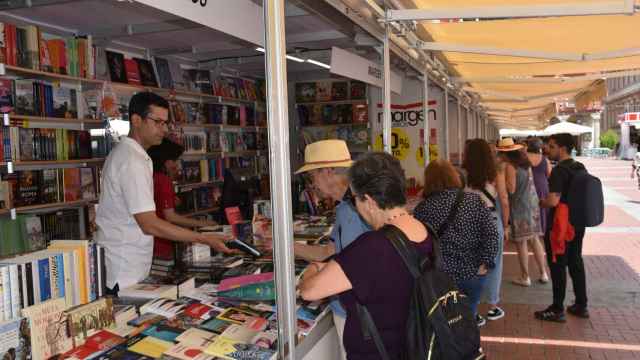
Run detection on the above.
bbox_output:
[600,130,619,149]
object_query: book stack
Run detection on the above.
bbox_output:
[2,128,92,161]
[7,167,97,207]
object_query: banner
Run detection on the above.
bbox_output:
[330,47,403,95]
[369,79,445,184]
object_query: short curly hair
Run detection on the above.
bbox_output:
[349,152,406,209]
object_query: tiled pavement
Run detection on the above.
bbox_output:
[479,158,640,359]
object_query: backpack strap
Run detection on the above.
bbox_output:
[356,303,392,360]
[437,189,465,238]
[480,187,497,208]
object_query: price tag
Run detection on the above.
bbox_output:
[7,161,13,174]
[10,208,16,220]
[3,113,9,126]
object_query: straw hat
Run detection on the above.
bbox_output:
[496,138,524,152]
[295,139,353,174]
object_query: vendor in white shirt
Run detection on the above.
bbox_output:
[95,92,232,293]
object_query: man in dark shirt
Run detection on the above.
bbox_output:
[535,133,589,322]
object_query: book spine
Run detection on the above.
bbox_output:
[24,262,34,306]
[49,255,59,300]
[0,268,4,322]
[89,242,97,302]
[37,257,51,302]
[1,266,11,320]
[55,253,65,302]
[8,265,19,319]
[61,252,73,307]
[17,263,26,311]
[31,259,40,304]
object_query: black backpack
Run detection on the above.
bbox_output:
[356,221,485,360]
[559,161,604,228]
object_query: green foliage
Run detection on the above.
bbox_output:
[599,130,619,149]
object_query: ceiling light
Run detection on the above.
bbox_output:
[286,55,305,63]
[306,59,331,69]
[256,47,265,53]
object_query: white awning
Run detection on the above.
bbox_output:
[543,121,594,135]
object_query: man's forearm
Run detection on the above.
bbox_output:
[294,243,335,262]
[167,213,214,229]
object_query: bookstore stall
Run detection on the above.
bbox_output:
[0,1,491,359]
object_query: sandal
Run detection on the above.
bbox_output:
[512,277,531,287]
[539,274,550,284]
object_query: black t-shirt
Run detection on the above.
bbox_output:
[547,158,586,230]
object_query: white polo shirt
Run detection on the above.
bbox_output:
[95,137,156,289]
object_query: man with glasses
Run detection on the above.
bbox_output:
[293,139,369,360]
[96,92,232,295]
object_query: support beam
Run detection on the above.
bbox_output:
[91,19,203,40]
[383,22,392,154]
[444,88,450,161]
[454,68,640,84]
[463,87,527,101]
[0,0,80,10]
[386,1,634,22]
[415,42,582,61]
[423,72,430,168]
[263,0,297,357]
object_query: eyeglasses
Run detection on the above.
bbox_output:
[146,115,169,128]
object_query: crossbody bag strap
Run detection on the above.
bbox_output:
[437,189,465,238]
[480,187,497,208]
[356,303,392,360]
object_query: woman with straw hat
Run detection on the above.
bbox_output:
[497,138,549,287]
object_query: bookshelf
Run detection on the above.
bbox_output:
[0,199,97,215]
[9,115,103,126]
[1,64,104,85]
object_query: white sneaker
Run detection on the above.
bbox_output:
[487,307,505,321]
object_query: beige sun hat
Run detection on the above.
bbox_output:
[295,139,354,174]
[496,137,524,152]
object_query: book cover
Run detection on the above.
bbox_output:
[37,257,51,302]
[175,328,217,348]
[295,82,316,103]
[84,329,125,351]
[17,170,40,206]
[315,81,332,102]
[63,168,81,202]
[164,343,214,360]
[14,79,34,115]
[331,81,348,101]
[216,308,261,326]
[219,324,259,343]
[124,59,141,86]
[335,104,353,124]
[41,169,59,204]
[134,58,158,87]
[352,103,368,123]
[183,303,213,320]
[65,297,115,345]
[141,324,183,342]
[204,336,275,360]
[105,51,127,83]
[52,84,78,118]
[21,297,73,360]
[0,318,26,358]
[153,57,173,89]
[24,215,45,251]
[80,167,96,200]
[199,318,232,335]
[127,336,173,358]
[186,69,213,94]
[0,79,13,113]
[18,128,34,161]
[350,80,367,100]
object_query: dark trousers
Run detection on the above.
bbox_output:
[544,228,588,311]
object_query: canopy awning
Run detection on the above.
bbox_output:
[543,121,594,135]
[403,0,640,127]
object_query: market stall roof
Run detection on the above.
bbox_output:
[401,0,640,128]
[543,121,594,135]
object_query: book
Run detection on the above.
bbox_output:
[119,283,178,300]
[295,83,316,103]
[134,58,158,87]
[16,170,40,206]
[52,84,78,118]
[141,324,183,342]
[164,343,215,360]
[218,273,274,292]
[0,318,27,359]
[106,51,127,83]
[153,57,173,89]
[21,297,73,360]
[175,328,217,347]
[83,329,125,350]
[350,80,367,100]
[140,298,186,318]
[219,324,259,343]
[185,69,213,94]
[204,336,275,360]
[63,168,82,202]
[80,167,96,200]
[65,297,115,346]
[183,303,213,320]
[331,81,348,101]
[315,81,332,102]
[0,79,13,113]
[127,336,173,358]
[14,79,34,115]
[124,59,141,86]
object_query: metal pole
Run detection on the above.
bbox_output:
[457,100,462,164]
[383,18,392,154]
[444,88,450,161]
[263,1,297,357]
[423,74,430,167]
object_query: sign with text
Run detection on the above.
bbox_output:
[330,47,403,94]
[135,0,264,45]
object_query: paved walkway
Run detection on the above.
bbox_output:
[480,157,640,360]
